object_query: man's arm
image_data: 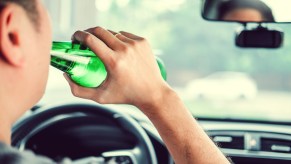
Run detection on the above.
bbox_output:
[137,87,229,164]
[64,27,230,164]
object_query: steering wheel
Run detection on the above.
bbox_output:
[12,103,157,164]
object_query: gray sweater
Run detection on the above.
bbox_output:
[0,142,55,164]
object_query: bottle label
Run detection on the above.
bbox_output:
[51,51,91,65]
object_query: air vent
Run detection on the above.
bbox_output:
[211,135,244,150]
[261,138,291,153]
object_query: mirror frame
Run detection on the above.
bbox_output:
[201,0,291,24]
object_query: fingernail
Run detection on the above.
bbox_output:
[63,73,69,81]
[108,29,117,35]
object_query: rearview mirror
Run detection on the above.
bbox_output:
[236,26,283,48]
[202,0,291,23]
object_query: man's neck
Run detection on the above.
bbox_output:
[0,114,12,145]
[0,69,21,145]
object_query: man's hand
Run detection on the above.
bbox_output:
[65,26,230,164]
[65,27,169,112]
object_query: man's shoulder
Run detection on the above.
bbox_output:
[0,142,55,164]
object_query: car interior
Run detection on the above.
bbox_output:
[11,0,291,163]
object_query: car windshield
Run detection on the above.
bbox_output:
[43,0,291,123]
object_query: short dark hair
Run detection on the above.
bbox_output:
[218,0,275,22]
[0,0,39,26]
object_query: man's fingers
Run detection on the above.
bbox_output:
[120,31,144,40]
[108,30,138,45]
[108,30,118,35]
[108,30,142,40]
[72,30,114,65]
[85,27,123,50]
[116,33,136,44]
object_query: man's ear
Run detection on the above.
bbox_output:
[0,4,24,67]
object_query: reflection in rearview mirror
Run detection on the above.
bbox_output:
[202,0,291,23]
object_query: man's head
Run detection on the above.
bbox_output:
[0,0,52,122]
[218,0,275,22]
[0,0,39,26]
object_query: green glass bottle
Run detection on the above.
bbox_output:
[50,41,167,88]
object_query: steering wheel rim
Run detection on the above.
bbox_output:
[12,103,157,164]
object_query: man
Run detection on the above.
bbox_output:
[0,0,229,163]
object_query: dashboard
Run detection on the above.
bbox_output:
[201,121,291,164]
[139,115,291,164]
